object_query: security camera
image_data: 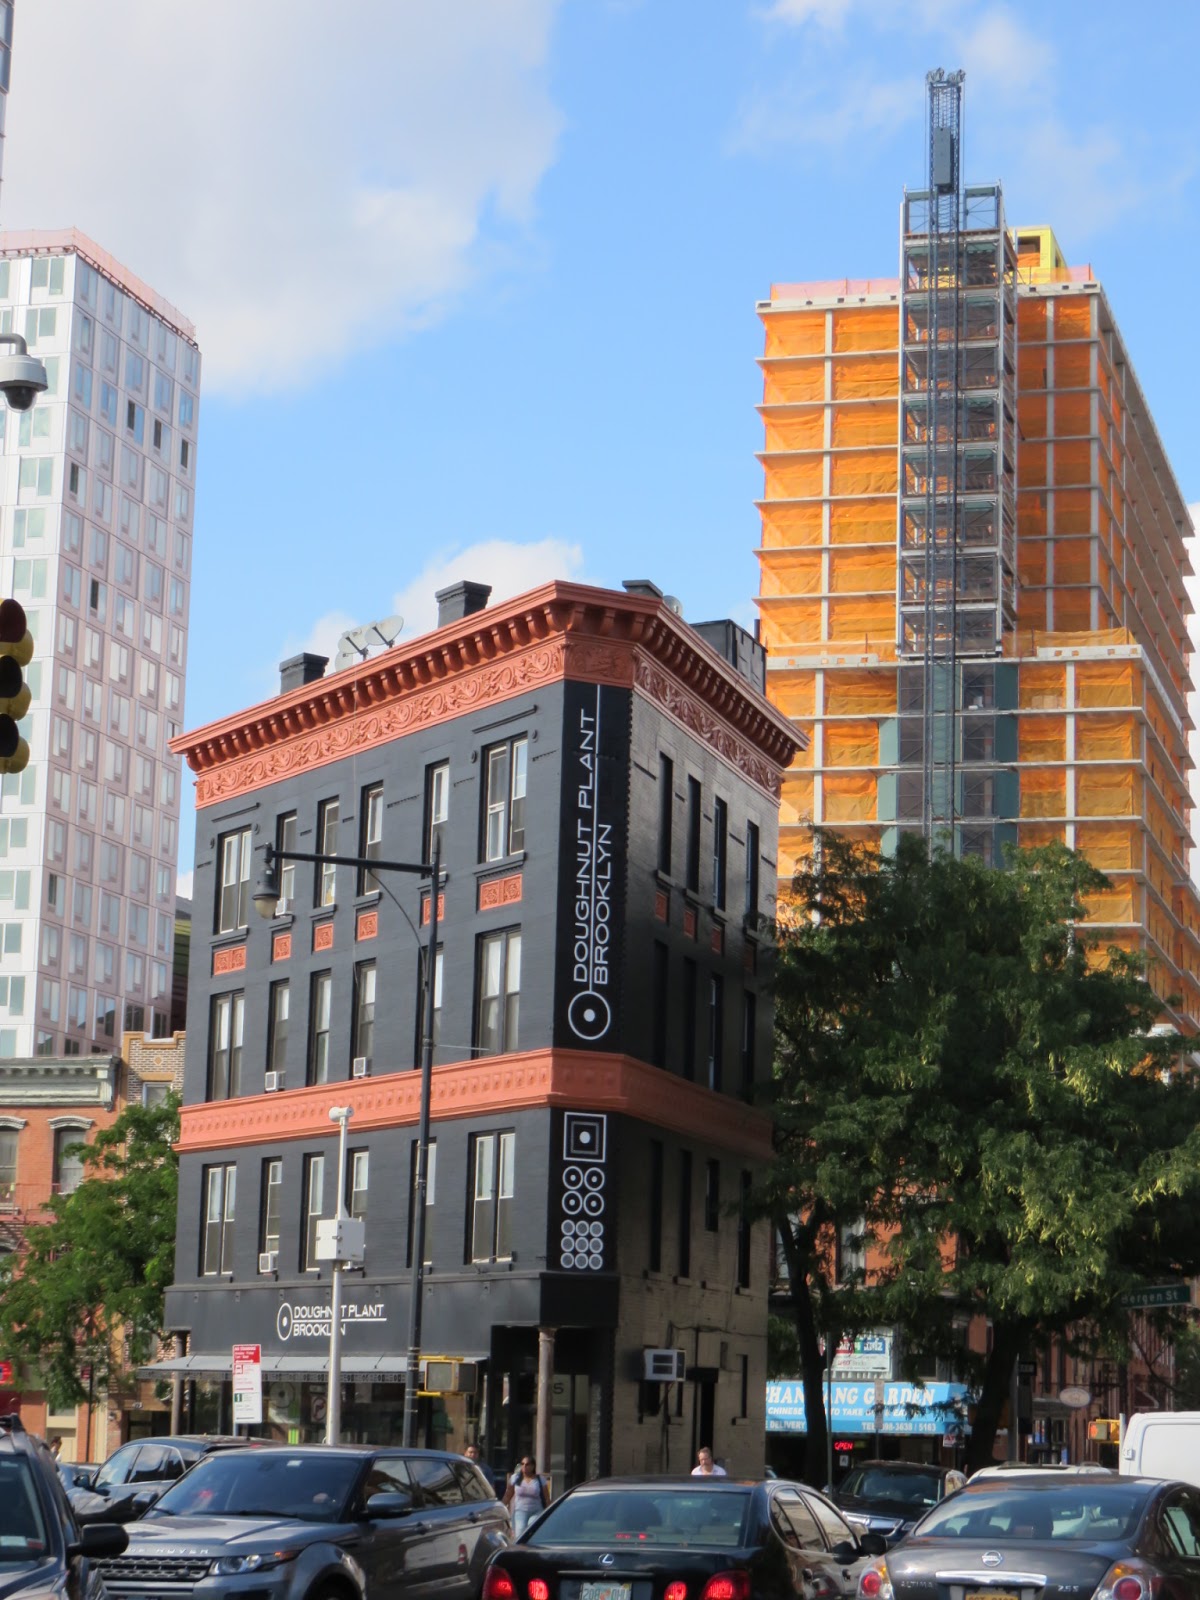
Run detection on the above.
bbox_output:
[0,337,47,412]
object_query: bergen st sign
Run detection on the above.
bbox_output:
[1118,1284,1192,1310]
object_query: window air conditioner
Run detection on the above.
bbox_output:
[643,1347,687,1382]
[258,1251,278,1274]
[264,1071,284,1093]
[352,1056,371,1078]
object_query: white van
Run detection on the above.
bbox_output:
[1120,1411,1200,1485]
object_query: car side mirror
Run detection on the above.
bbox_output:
[131,1490,161,1515]
[858,1533,888,1557]
[365,1491,415,1519]
[73,1470,97,1490]
[830,1541,859,1565]
[76,1523,129,1559]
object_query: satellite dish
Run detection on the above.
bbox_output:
[335,614,405,672]
[664,595,684,617]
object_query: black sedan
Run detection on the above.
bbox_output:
[858,1474,1200,1600]
[833,1462,954,1546]
[67,1435,252,1523]
[482,1475,887,1600]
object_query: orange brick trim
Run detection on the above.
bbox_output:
[654,888,669,922]
[212,944,246,976]
[683,906,697,939]
[711,925,724,956]
[478,873,522,911]
[272,933,292,963]
[176,1049,772,1161]
[313,921,334,953]
[633,653,784,801]
[356,910,379,942]
[420,893,446,927]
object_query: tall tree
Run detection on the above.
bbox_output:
[0,1095,179,1410]
[765,834,1200,1477]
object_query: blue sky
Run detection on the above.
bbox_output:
[4,0,1198,883]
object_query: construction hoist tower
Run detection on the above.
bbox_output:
[897,70,1018,854]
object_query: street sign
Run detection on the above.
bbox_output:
[873,1379,887,1409]
[1059,1385,1092,1409]
[232,1343,262,1426]
[0,1359,11,1386]
[1119,1284,1192,1310]
[1018,1361,1038,1378]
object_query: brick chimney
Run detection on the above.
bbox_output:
[435,581,492,628]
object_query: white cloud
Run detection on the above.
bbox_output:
[176,870,193,903]
[759,0,856,26]
[3,1,562,394]
[391,536,586,636]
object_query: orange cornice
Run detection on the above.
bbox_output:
[172,582,803,809]
[176,1049,773,1162]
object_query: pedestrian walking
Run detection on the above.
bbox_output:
[504,1456,549,1536]
[691,1446,726,1476]
[464,1443,498,1494]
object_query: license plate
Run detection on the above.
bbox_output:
[965,1590,1019,1600]
[581,1584,631,1600]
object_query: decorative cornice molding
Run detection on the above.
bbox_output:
[177,1049,772,1160]
[173,583,801,811]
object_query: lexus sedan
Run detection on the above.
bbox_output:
[858,1474,1200,1600]
[483,1476,886,1600]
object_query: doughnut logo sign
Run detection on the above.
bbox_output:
[558,1112,608,1272]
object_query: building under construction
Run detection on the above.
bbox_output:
[756,72,1199,1027]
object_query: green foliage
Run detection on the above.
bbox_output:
[765,834,1200,1475]
[0,1094,179,1409]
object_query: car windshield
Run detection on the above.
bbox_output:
[526,1488,753,1549]
[915,1485,1148,1543]
[0,1458,49,1566]
[840,1467,944,1508]
[152,1452,360,1523]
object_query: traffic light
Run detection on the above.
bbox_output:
[1089,1419,1120,1443]
[0,598,32,775]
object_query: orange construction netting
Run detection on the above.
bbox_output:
[832,306,898,353]
[1054,297,1093,340]
[1019,664,1066,709]
[824,672,897,715]
[764,410,825,451]
[830,502,895,544]
[832,403,896,446]
[1076,765,1138,817]
[1075,713,1135,762]
[832,356,897,400]
[829,550,895,593]
[1075,661,1135,708]
[1075,822,1137,872]
[831,453,898,497]
[763,312,825,357]
[764,457,824,499]
[781,775,814,825]
[1020,768,1066,818]
[763,362,824,404]
[1053,393,1091,437]
[759,607,821,651]
[1054,441,1092,487]
[770,672,816,718]
[823,721,879,767]
[1019,714,1065,762]
[760,505,822,548]
[1053,537,1093,583]
[760,554,822,597]
[1055,344,1091,388]
[824,773,877,822]
[826,596,893,642]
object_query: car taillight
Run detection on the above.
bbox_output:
[701,1573,751,1600]
[859,1563,893,1600]
[1094,1562,1163,1600]
[528,1582,550,1600]
[1112,1582,1143,1600]
[483,1569,517,1600]
[665,1584,688,1600]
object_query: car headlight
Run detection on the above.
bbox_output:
[214,1552,297,1575]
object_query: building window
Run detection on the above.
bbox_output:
[208,991,244,1100]
[425,762,448,862]
[202,1163,236,1276]
[416,944,443,1057]
[476,929,521,1056]
[737,1171,753,1289]
[705,1158,720,1232]
[685,777,702,893]
[741,991,757,1097]
[276,812,297,908]
[649,1140,663,1272]
[353,962,375,1063]
[744,821,760,921]
[470,1131,515,1263]
[0,1127,17,1205]
[837,1220,866,1286]
[358,783,382,894]
[713,797,728,911]
[267,981,289,1076]
[315,798,339,906]
[708,975,724,1092]
[678,1150,693,1278]
[307,972,332,1085]
[260,1159,282,1265]
[658,755,673,874]
[483,736,527,861]
[302,1155,325,1271]
[682,958,698,1081]
[215,826,250,933]
[408,1139,436,1266]
[652,941,668,1069]
[349,1150,369,1222]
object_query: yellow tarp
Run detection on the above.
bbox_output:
[764,312,825,358]
[759,606,821,650]
[832,356,896,400]
[1075,661,1134,708]
[1019,664,1066,709]
[824,671,897,715]
[764,458,824,499]
[760,554,822,597]
[781,774,814,824]
[1054,297,1093,340]
[830,502,895,544]
[771,673,816,717]
[1020,768,1065,817]
[824,772,877,822]
[832,306,898,352]
[832,403,896,446]
[829,550,895,594]
[1076,765,1137,816]
[827,596,893,641]
[831,453,897,497]
[1075,822,1136,872]
[1019,822,1065,849]
[761,505,822,548]
[763,363,825,404]
[823,721,878,767]
[1075,713,1135,762]
[1083,886,1136,924]
[764,411,825,451]
[1018,715,1064,761]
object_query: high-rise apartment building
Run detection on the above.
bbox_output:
[756,176,1198,1026]
[0,230,199,1055]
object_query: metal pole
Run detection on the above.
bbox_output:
[1008,1357,1020,1462]
[536,1327,554,1492]
[403,840,441,1448]
[325,1107,352,1445]
[825,1334,833,1489]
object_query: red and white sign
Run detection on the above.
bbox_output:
[0,1359,13,1387]
[232,1344,262,1426]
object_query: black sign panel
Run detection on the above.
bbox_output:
[555,681,630,1052]
[548,1109,615,1274]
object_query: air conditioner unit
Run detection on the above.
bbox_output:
[264,1071,284,1093]
[352,1056,371,1078]
[258,1251,278,1274]
[643,1347,687,1383]
[275,897,293,916]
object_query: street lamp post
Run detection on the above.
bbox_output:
[253,838,442,1449]
[324,1104,354,1445]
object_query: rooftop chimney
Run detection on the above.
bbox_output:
[279,652,328,694]
[436,581,492,628]
[622,579,664,601]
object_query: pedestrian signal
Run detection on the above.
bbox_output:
[0,598,32,774]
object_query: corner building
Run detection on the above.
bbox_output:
[161,579,800,1483]
[757,211,1200,1026]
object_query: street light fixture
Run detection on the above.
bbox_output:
[252,838,441,1448]
[318,1105,356,1445]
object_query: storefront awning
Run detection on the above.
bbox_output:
[766,1378,971,1437]
[138,1353,486,1380]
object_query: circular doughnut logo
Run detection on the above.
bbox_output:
[568,991,611,1041]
